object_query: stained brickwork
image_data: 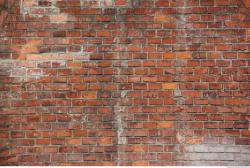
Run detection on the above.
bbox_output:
[0,0,249,166]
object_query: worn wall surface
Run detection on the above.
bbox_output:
[0,0,249,166]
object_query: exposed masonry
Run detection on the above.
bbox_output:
[0,0,249,166]
[18,1,133,165]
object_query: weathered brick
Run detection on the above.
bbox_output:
[0,0,248,166]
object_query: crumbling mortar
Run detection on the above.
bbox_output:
[113,9,128,163]
[112,1,140,164]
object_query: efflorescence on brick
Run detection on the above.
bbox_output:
[0,0,249,166]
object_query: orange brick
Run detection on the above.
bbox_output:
[158,122,174,128]
[132,145,148,152]
[56,131,71,137]
[132,161,148,166]
[162,83,178,90]
[176,52,192,59]
[186,137,202,144]
[97,30,111,37]
[67,139,81,145]
[164,53,175,59]
[155,15,172,22]
[21,39,42,54]
[98,137,112,145]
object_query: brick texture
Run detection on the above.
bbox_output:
[0,0,249,166]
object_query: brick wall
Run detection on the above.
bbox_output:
[0,0,249,166]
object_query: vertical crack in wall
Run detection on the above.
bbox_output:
[174,0,189,163]
[112,2,138,164]
[174,0,188,140]
[113,7,128,165]
[173,0,203,163]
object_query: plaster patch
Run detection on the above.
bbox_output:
[183,144,250,165]
[19,0,71,23]
[80,0,113,8]
[176,131,185,144]
[114,106,127,145]
[26,53,90,61]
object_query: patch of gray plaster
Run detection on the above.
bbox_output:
[184,144,250,165]
[174,89,185,105]
[19,0,71,23]
[114,78,128,165]
[80,0,113,8]
[26,52,91,61]
[121,90,128,98]
[113,7,131,165]
[114,106,127,145]
[81,114,88,123]
[176,131,186,144]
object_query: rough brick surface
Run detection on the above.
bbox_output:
[0,0,249,166]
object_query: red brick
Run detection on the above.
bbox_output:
[157,153,172,160]
[67,139,81,145]
[36,139,50,145]
[115,0,126,6]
